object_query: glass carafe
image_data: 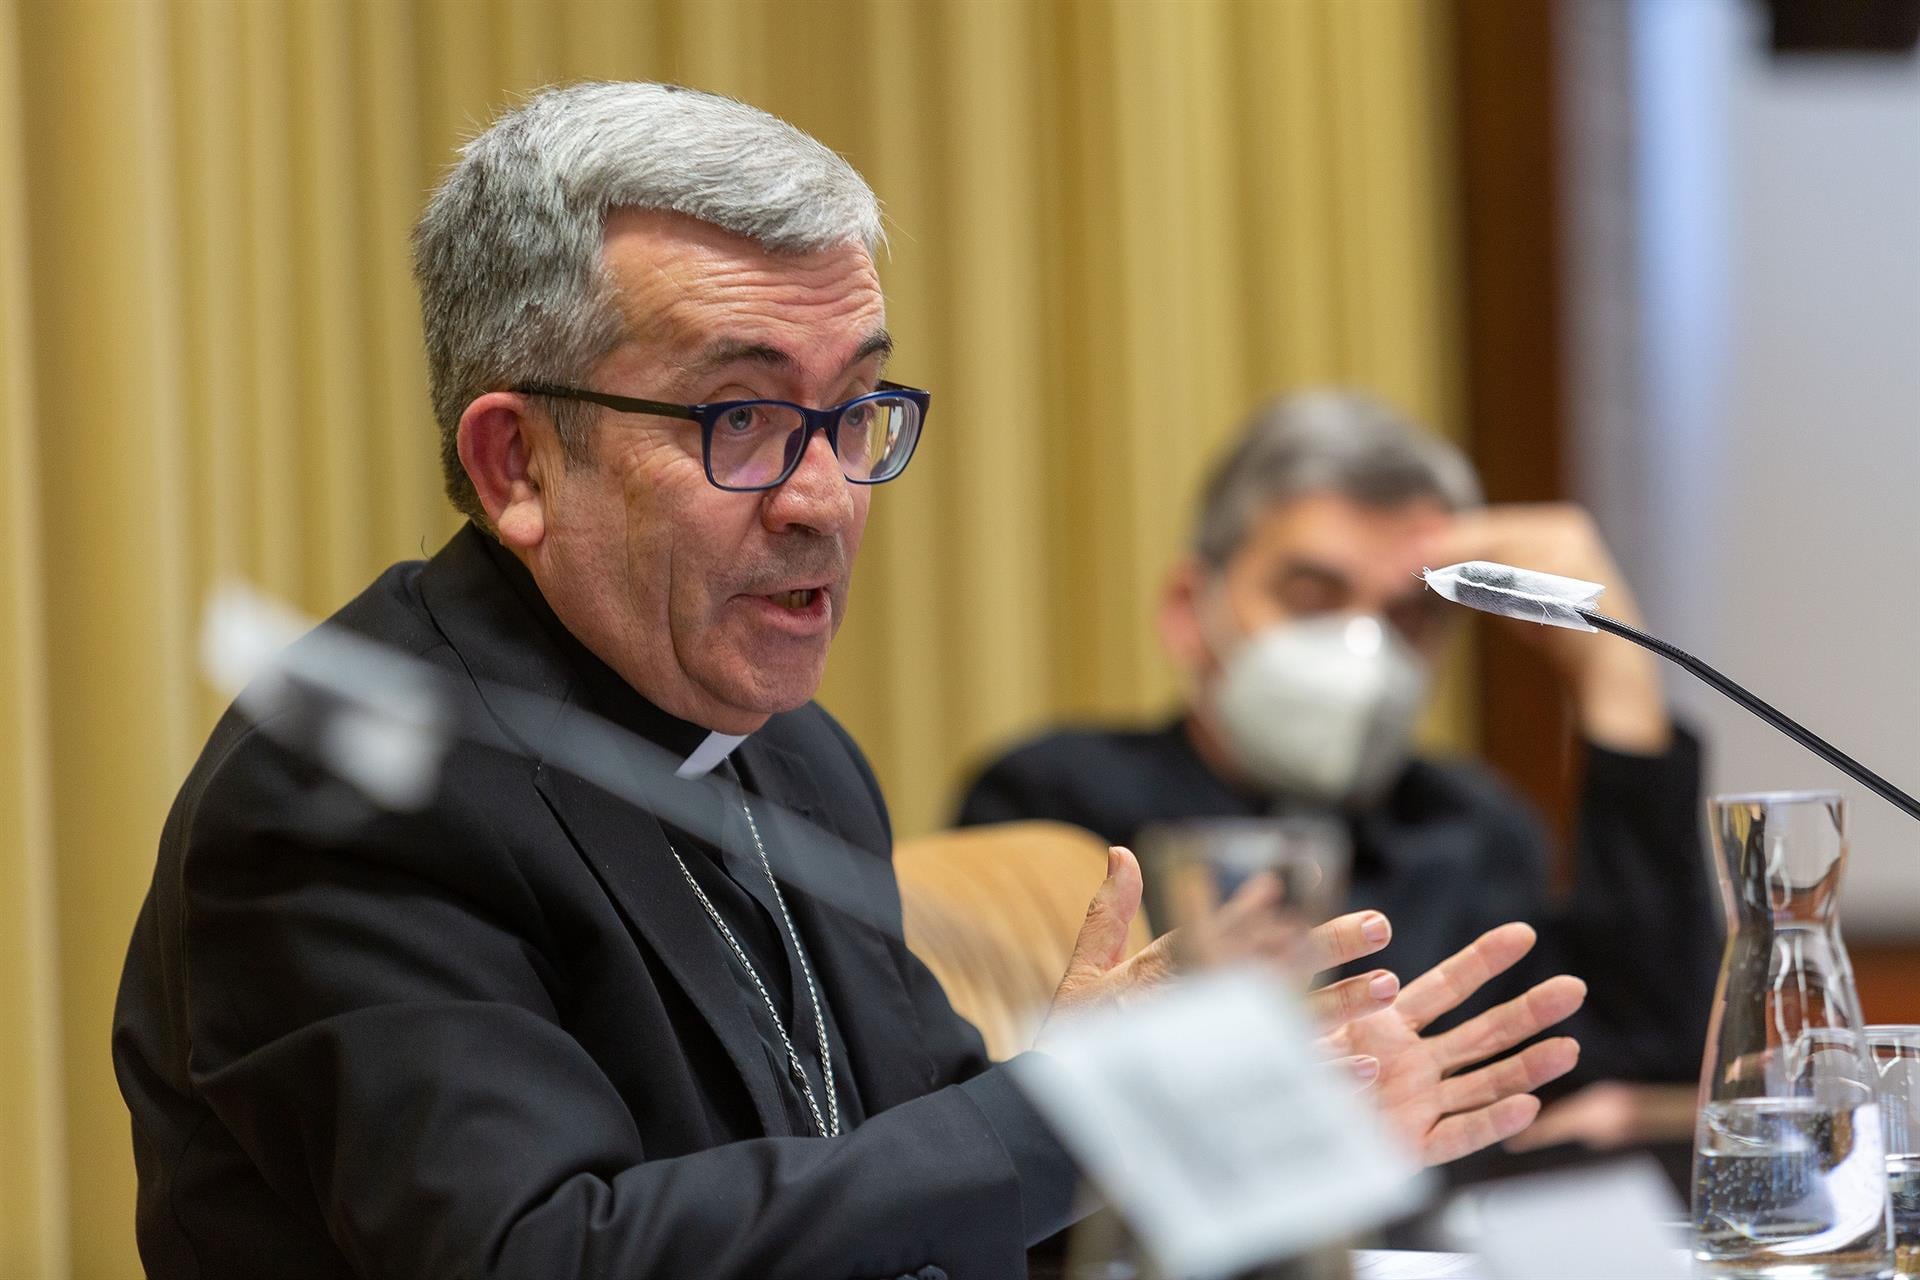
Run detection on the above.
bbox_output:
[1693,791,1893,1278]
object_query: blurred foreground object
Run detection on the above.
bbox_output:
[895,822,1152,1060]
[1446,1157,1687,1280]
[1014,969,1428,1280]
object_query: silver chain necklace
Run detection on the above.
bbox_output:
[664,788,840,1139]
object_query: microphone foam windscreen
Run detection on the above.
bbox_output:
[1420,561,1606,632]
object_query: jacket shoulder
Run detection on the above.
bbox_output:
[953,725,1180,844]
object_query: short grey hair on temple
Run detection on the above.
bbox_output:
[1192,390,1483,568]
[412,81,885,522]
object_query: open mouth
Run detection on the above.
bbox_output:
[766,588,820,610]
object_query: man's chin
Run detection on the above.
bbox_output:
[697,656,828,723]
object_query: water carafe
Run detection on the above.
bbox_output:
[1693,791,1893,1278]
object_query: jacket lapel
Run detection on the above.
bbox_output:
[416,527,787,1136]
[533,740,789,1137]
[737,735,938,1109]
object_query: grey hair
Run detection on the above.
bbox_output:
[1192,390,1483,567]
[411,81,885,522]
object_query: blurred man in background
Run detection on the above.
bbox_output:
[957,392,1718,1158]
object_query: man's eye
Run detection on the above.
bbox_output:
[720,406,760,435]
[842,403,872,430]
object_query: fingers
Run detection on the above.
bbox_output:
[1063,847,1143,981]
[1306,969,1400,1030]
[1422,1094,1542,1167]
[1301,910,1392,975]
[1435,1036,1580,1116]
[1391,922,1538,1032]
[1118,932,1181,993]
[1427,974,1587,1073]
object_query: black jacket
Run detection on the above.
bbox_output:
[956,719,1719,1088]
[115,525,1077,1280]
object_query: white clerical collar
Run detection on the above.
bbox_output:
[675,730,748,779]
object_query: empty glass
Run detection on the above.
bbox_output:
[1134,817,1352,969]
[1692,791,1893,1279]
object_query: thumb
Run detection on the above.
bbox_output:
[1065,846,1142,979]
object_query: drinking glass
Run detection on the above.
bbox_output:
[1692,791,1893,1279]
[1863,1026,1920,1276]
[1134,817,1351,967]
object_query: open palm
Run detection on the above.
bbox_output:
[1325,922,1586,1165]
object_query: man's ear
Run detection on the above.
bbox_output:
[1158,556,1215,680]
[457,392,547,549]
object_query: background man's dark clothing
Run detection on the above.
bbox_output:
[114,525,1077,1280]
[955,719,1720,1087]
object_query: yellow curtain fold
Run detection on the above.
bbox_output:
[1,2,69,1273]
[0,3,1466,1274]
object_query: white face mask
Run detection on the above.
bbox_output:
[1207,613,1429,808]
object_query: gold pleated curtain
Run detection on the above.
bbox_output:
[0,1,1465,1274]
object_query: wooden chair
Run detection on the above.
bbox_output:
[893,821,1154,1061]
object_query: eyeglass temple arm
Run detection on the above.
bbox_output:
[512,384,700,421]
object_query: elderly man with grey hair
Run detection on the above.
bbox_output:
[959,392,1718,1168]
[115,87,1587,1279]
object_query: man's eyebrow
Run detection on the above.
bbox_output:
[690,340,795,374]
[688,329,894,378]
[1274,559,1353,592]
[849,330,894,370]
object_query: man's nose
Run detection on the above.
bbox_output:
[761,428,855,532]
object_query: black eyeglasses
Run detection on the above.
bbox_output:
[514,380,930,493]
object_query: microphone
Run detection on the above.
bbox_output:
[1422,560,1920,822]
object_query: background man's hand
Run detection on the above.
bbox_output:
[1503,1080,1699,1153]
[1322,922,1586,1165]
[1424,503,1671,754]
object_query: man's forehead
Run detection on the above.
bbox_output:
[1241,492,1450,578]
[601,208,885,357]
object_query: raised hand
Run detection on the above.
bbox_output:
[1037,848,1397,1049]
[1324,921,1586,1165]
[1422,503,1669,753]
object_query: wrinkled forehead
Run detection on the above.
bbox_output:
[599,207,886,378]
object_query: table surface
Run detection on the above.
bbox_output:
[1350,1251,1484,1279]
[1035,1247,1703,1279]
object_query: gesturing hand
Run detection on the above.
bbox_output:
[1036,847,1399,1052]
[1324,921,1586,1165]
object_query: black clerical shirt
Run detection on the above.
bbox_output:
[487,537,862,1137]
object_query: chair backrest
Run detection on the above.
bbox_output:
[893,821,1154,1061]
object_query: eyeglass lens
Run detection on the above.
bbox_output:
[709,396,918,490]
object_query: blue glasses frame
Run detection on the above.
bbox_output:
[513,380,930,492]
